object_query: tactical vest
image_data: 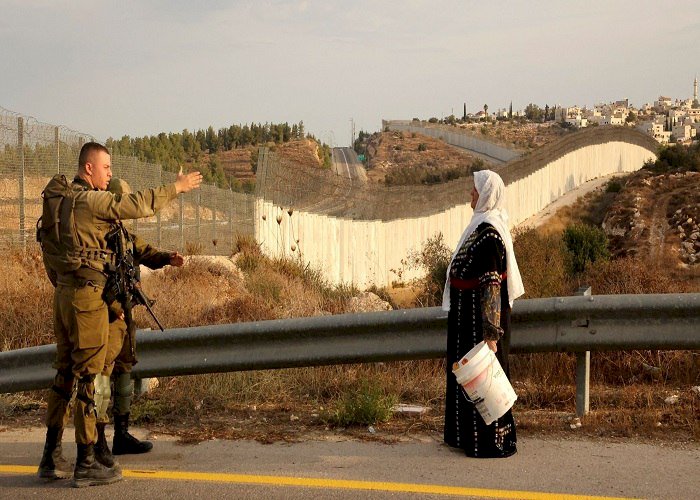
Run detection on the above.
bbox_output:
[36,174,112,285]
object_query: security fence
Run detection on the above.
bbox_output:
[0,107,254,255]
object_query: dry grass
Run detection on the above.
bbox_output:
[0,228,698,444]
[0,248,55,351]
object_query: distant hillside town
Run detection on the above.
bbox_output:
[552,76,700,145]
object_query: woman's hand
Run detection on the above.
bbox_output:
[486,340,498,353]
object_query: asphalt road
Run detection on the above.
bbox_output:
[332,147,367,183]
[1,426,698,499]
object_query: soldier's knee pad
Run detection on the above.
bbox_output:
[76,374,97,417]
[112,372,134,415]
[93,374,112,422]
[113,372,134,396]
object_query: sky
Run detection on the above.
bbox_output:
[2,0,700,146]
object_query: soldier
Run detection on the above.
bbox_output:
[36,142,201,487]
[92,178,184,469]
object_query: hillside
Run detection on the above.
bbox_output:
[359,130,489,185]
[187,138,328,191]
[453,120,571,150]
[602,170,700,286]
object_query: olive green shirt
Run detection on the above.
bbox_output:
[71,177,178,274]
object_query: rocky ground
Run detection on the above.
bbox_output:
[602,170,700,287]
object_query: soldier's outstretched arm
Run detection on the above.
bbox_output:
[87,170,202,221]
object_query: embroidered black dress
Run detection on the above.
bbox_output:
[444,222,517,458]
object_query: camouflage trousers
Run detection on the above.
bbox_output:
[46,281,109,445]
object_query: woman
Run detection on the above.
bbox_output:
[442,169,524,458]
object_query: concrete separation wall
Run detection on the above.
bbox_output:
[255,128,658,288]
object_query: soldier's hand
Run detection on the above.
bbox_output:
[175,167,203,193]
[169,251,185,267]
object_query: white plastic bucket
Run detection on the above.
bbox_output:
[452,341,517,425]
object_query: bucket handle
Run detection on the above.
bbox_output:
[458,362,494,405]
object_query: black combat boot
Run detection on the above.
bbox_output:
[37,427,72,479]
[94,423,120,471]
[72,443,122,488]
[112,413,153,455]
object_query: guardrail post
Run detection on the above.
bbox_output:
[576,286,591,417]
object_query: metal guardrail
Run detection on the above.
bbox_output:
[1,293,699,396]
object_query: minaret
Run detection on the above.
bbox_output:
[694,75,699,108]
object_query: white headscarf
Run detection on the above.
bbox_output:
[441,170,525,310]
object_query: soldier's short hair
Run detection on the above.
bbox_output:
[78,142,110,169]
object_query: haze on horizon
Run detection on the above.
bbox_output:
[2,0,699,146]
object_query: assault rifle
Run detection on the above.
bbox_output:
[105,224,165,332]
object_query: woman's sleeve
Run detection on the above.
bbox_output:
[473,229,505,341]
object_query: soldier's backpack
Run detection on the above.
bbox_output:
[36,174,86,285]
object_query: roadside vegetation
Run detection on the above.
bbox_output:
[1,153,699,444]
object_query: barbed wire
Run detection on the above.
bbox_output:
[0,107,254,254]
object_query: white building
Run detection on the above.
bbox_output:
[637,119,671,144]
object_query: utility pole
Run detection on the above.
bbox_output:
[350,118,355,147]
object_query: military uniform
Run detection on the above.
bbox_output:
[95,228,172,456]
[39,175,178,483]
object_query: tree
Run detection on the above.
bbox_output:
[483,104,489,120]
[463,103,467,121]
[544,104,550,122]
[508,101,513,120]
[524,103,543,122]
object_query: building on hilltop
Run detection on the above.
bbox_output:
[654,96,673,112]
[637,118,671,144]
[555,106,588,128]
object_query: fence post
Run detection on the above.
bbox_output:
[55,126,60,174]
[576,285,591,418]
[18,117,26,250]
[229,189,234,251]
[156,165,162,247]
[195,191,201,244]
[179,193,185,252]
[131,157,138,234]
[212,194,217,249]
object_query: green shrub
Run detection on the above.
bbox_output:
[398,233,452,306]
[605,180,622,193]
[327,379,397,426]
[513,227,570,298]
[563,223,610,274]
[417,143,427,152]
